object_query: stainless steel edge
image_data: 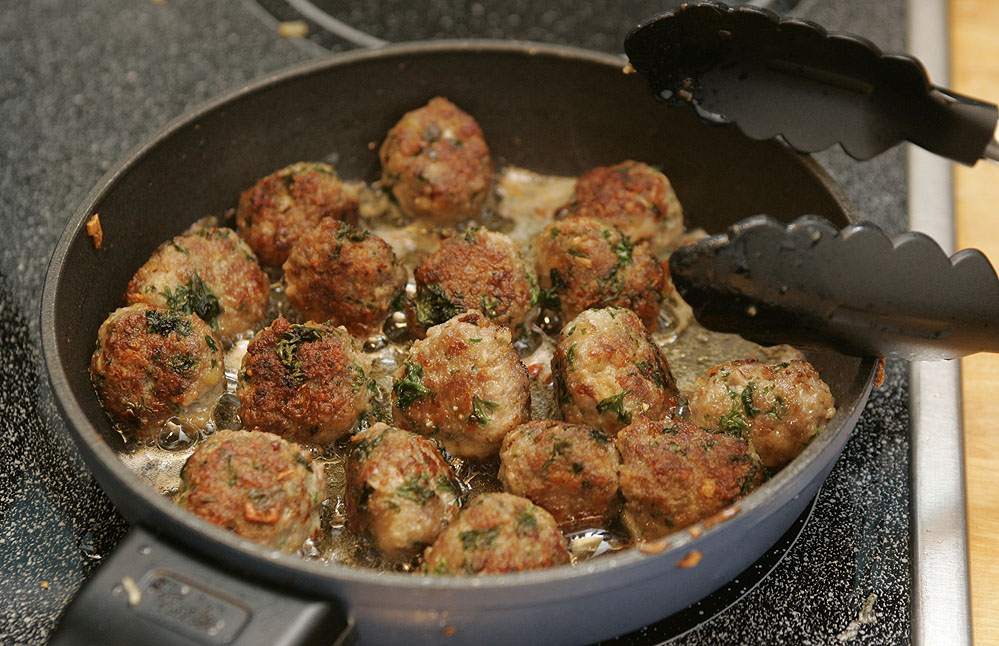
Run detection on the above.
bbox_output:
[907,1,974,644]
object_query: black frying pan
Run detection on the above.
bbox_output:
[41,41,876,645]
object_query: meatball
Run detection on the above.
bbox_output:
[535,216,665,330]
[236,162,360,267]
[392,310,530,460]
[498,420,620,526]
[237,318,372,446]
[379,97,494,223]
[557,160,683,255]
[283,219,407,337]
[345,423,461,562]
[175,430,324,552]
[687,358,836,469]
[422,492,570,575]
[616,417,764,541]
[125,226,269,341]
[90,304,224,439]
[409,228,535,336]
[552,307,678,436]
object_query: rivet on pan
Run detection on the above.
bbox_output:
[676,549,703,569]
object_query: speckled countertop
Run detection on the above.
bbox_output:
[0,1,911,644]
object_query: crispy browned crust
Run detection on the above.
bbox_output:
[283,219,407,337]
[125,227,270,341]
[237,318,370,446]
[379,97,494,223]
[176,429,323,551]
[688,358,836,469]
[616,417,764,541]
[558,160,683,254]
[236,162,359,267]
[345,424,460,562]
[535,216,664,330]
[422,492,570,575]
[498,420,620,526]
[90,304,223,439]
[410,228,533,335]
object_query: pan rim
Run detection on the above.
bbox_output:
[41,38,876,599]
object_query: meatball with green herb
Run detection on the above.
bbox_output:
[379,97,494,223]
[552,307,678,437]
[125,226,269,341]
[283,219,407,337]
[237,318,372,446]
[345,423,461,563]
[176,429,324,552]
[408,227,535,337]
[535,216,665,330]
[498,420,620,527]
[422,492,570,575]
[392,310,531,460]
[556,160,684,256]
[616,417,764,541]
[236,162,360,267]
[687,359,836,469]
[90,304,224,440]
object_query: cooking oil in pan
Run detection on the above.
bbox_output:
[113,166,799,572]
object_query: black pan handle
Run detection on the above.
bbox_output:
[49,528,354,646]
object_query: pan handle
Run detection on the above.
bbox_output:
[49,527,354,646]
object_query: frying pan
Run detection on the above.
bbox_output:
[41,41,876,645]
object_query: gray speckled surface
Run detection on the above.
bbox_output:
[1,0,912,644]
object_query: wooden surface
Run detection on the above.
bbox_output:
[950,1,999,644]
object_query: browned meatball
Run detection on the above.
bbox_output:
[283,219,407,337]
[498,420,620,527]
[175,430,324,552]
[345,423,461,562]
[687,359,836,469]
[379,97,494,223]
[90,304,224,440]
[392,311,530,460]
[552,307,678,436]
[236,162,360,267]
[237,318,372,446]
[557,160,683,256]
[535,216,665,330]
[125,227,269,341]
[422,492,570,575]
[616,417,764,541]
[409,228,535,336]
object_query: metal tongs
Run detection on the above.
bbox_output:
[624,1,999,360]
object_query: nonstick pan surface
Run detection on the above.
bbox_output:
[41,41,876,645]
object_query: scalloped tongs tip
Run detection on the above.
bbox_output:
[624,1,999,165]
[669,216,999,361]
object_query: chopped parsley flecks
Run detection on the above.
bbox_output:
[162,271,222,327]
[145,308,194,337]
[460,527,501,551]
[740,383,760,419]
[414,284,461,328]
[275,324,324,384]
[469,395,498,427]
[395,473,437,506]
[542,439,572,470]
[165,352,198,375]
[596,391,632,425]
[394,361,435,410]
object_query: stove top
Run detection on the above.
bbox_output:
[0,1,920,644]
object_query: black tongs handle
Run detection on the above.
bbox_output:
[624,1,999,165]
[668,216,999,361]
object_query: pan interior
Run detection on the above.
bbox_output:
[44,43,870,590]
